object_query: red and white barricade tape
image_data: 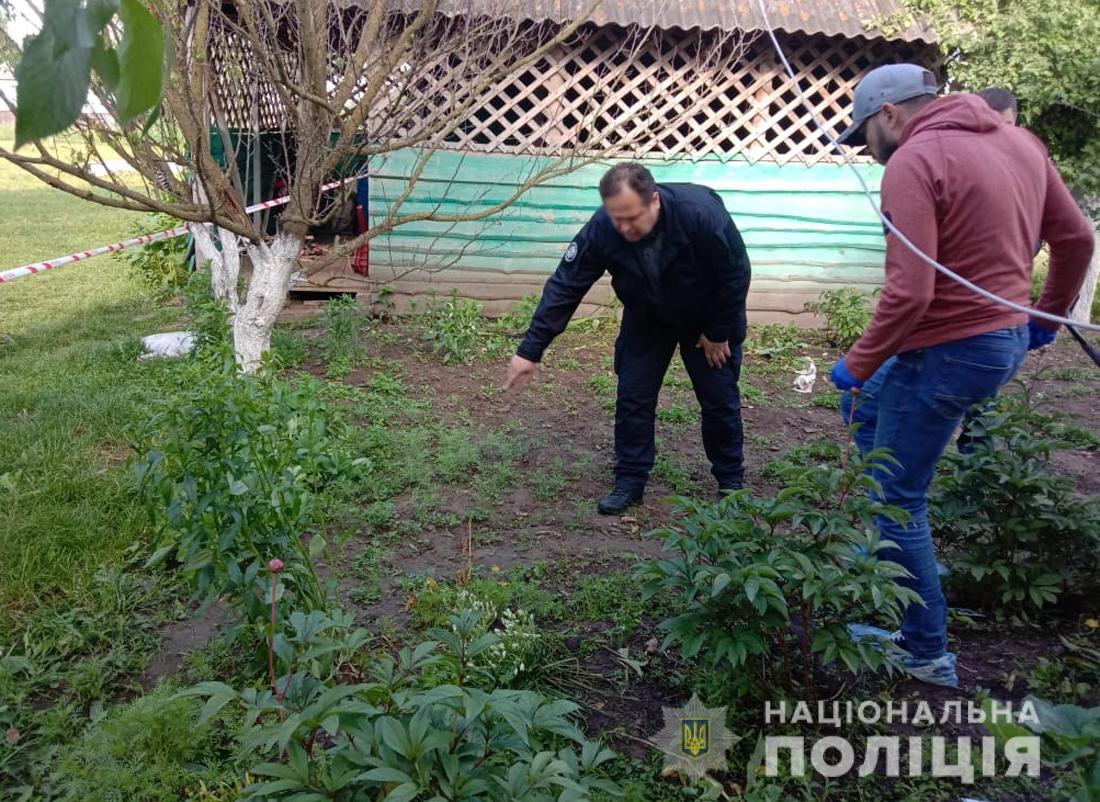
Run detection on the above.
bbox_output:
[0,174,363,285]
[0,226,192,283]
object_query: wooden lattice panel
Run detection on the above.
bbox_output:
[433,27,938,165]
[209,31,288,131]
[209,19,938,165]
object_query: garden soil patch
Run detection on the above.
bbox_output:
[323,322,1091,587]
[297,319,1099,712]
[139,309,1098,797]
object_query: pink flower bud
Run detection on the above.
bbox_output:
[268,558,285,574]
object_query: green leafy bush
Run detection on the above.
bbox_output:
[984,695,1100,802]
[882,0,1100,202]
[635,452,920,699]
[760,440,841,482]
[416,291,500,365]
[133,360,368,641]
[804,288,873,349]
[1028,633,1100,705]
[744,324,810,372]
[415,292,547,365]
[496,294,541,335]
[269,327,312,371]
[930,392,1100,613]
[185,608,620,802]
[435,428,481,482]
[115,213,190,301]
[408,574,561,633]
[182,266,233,355]
[400,577,589,695]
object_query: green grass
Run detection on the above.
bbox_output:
[0,259,180,616]
[810,389,842,409]
[656,402,697,424]
[346,541,393,608]
[566,571,650,643]
[406,572,561,632]
[0,149,180,613]
[740,378,765,404]
[652,453,694,495]
[532,456,569,502]
[1054,366,1091,382]
[54,684,240,802]
[0,127,140,273]
[0,150,199,796]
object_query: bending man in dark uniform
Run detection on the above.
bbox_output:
[502,163,752,514]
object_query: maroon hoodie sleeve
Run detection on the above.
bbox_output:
[1033,157,1096,329]
[845,152,939,380]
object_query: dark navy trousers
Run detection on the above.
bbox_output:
[613,309,745,491]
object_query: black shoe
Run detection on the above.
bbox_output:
[597,486,644,515]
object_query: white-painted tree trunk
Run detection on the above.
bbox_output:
[190,224,239,314]
[212,229,242,314]
[190,224,298,372]
[1068,226,1099,324]
[190,223,219,273]
[233,232,302,373]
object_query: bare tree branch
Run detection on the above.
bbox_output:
[1,0,752,365]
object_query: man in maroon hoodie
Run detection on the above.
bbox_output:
[828,64,1094,687]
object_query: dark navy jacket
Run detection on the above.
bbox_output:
[517,183,751,362]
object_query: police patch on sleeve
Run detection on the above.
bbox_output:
[564,241,578,262]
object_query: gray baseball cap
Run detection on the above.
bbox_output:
[837,64,939,147]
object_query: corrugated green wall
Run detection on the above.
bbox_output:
[365,149,887,315]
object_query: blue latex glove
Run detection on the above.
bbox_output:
[830,357,863,391]
[1028,319,1057,351]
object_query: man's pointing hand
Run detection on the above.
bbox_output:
[503,354,538,391]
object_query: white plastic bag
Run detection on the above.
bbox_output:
[139,331,195,360]
[793,357,816,394]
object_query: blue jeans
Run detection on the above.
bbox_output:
[839,326,1028,658]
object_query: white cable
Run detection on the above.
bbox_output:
[753,0,1100,333]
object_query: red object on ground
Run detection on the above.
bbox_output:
[353,204,370,276]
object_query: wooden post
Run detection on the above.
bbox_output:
[251,76,262,230]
